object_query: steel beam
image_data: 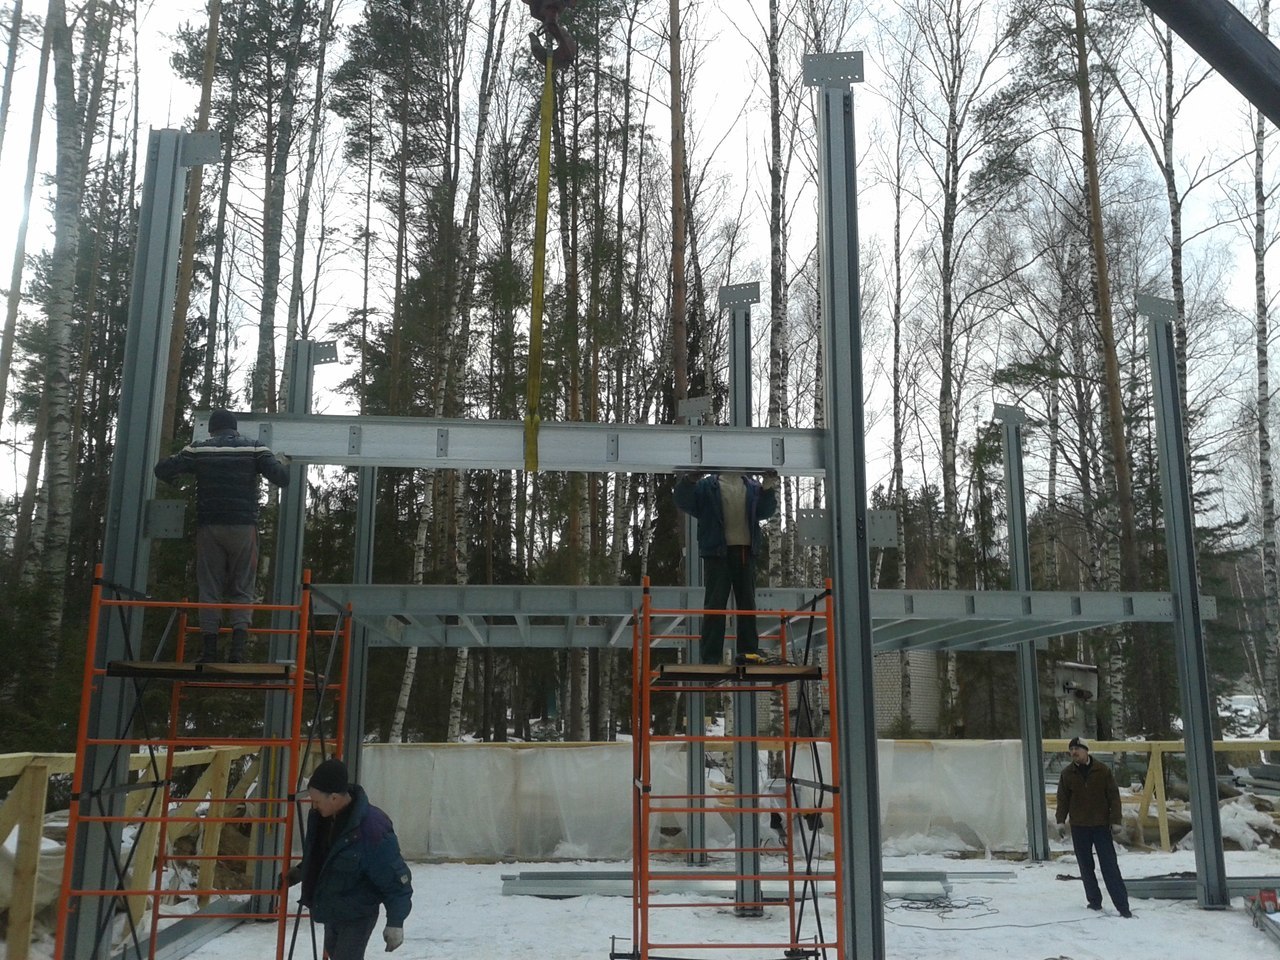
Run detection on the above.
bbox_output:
[211,413,822,475]
[1125,875,1280,900]
[315,583,1209,652]
[1141,0,1280,130]
[1145,299,1229,908]
[806,49,884,960]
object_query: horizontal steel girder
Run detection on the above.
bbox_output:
[310,583,1216,650]
[215,413,824,475]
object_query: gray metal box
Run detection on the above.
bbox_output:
[145,499,186,539]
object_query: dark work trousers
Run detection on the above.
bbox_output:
[194,525,258,634]
[322,914,380,960]
[1071,824,1130,913]
[699,546,759,664]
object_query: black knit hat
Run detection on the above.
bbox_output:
[208,409,237,433]
[1068,736,1089,752]
[308,758,349,794]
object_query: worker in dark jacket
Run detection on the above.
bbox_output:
[154,409,290,663]
[674,470,778,664]
[1055,737,1132,917]
[287,758,412,958]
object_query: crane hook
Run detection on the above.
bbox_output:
[522,0,579,65]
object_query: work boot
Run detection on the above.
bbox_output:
[195,633,220,664]
[228,627,249,664]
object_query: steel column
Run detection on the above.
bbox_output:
[723,282,759,425]
[250,340,317,911]
[1143,297,1229,908]
[68,129,215,960]
[723,281,763,913]
[806,51,884,959]
[344,465,378,781]
[995,404,1050,861]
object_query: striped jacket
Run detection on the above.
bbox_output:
[154,429,289,526]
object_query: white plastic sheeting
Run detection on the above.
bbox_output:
[360,739,1031,861]
[0,830,64,916]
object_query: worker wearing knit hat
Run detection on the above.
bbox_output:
[154,409,290,664]
[1056,737,1131,917]
[307,758,349,795]
[287,756,413,956]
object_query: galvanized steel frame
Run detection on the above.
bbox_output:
[68,129,215,960]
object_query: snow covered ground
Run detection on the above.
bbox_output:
[175,847,1280,960]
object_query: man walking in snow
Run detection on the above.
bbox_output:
[1055,737,1132,917]
[674,470,778,664]
[154,409,289,663]
[285,758,413,958]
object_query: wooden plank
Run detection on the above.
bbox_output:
[126,785,165,925]
[197,751,234,907]
[654,663,822,683]
[107,661,296,681]
[165,763,218,843]
[1153,747,1171,852]
[1137,754,1158,846]
[7,763,48,960]
[0,753,35,778]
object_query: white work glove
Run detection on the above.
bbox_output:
[1053,821,1069,840]
[1111,823,1124,840]
[383,927,404,952]
[762,470,779,490]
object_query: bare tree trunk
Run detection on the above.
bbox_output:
[252,0,306,412]
[36,0,85,646]
[280,0,336,405]
[201,81,239,409]
[387,3,411,414]
[390,509,430,743]
[669,0,687,417]
[766,0,786,587]
[161,0,220,449]
[0,10,49,425]
[1255,0,1280,756]
[0,0,24,164]
[11,387,48,583]
[1072,0,1139,592]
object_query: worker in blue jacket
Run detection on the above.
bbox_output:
[286,759,413,957]
[674,470,778,664]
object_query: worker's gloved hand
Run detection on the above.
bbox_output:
[762,470,779,490]
[281,864,301,887]
[383,927,404,952]
[1053,821,1069,840]
[1111,823,1125,840]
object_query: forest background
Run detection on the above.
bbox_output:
[0,0,1276,761]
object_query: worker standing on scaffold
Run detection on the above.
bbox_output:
[154,409,290,663]
[675,470,779,665]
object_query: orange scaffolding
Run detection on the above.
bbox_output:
[621,579,846,960]
[54,564,352,960]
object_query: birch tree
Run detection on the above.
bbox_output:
[36,0,95,649]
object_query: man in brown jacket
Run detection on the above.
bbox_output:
[1055,737,1132,917]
